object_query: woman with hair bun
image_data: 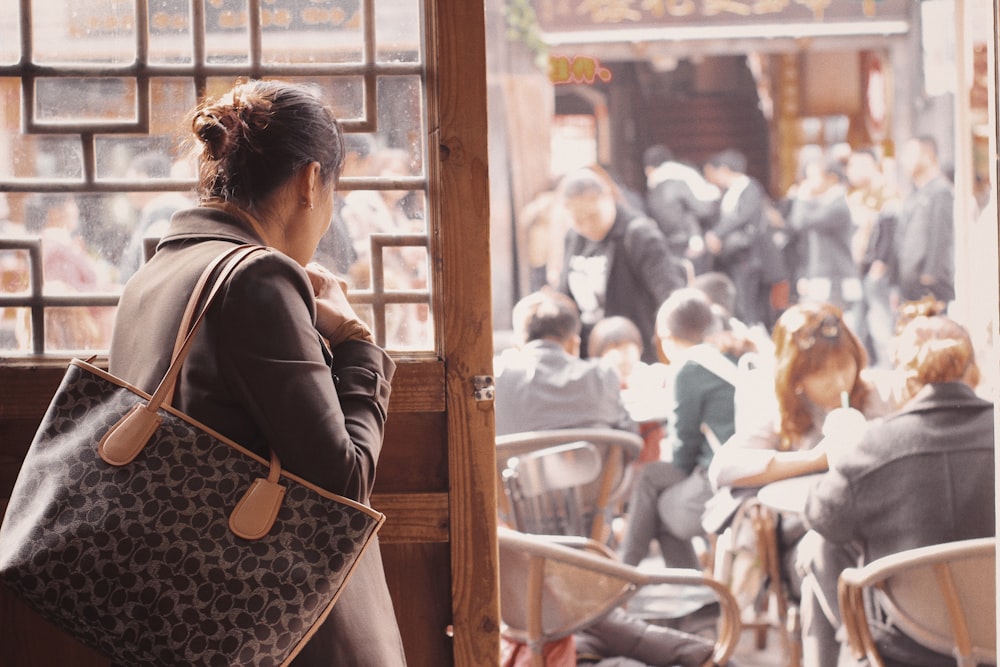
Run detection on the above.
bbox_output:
[802,312,994,666]
[109,79,406,665]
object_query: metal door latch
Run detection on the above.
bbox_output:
[473,375,495,402]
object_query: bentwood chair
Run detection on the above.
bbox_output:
[838,537,996,667]
[498,526,742,667]
[496,429,644,544]
[711,495,802,666]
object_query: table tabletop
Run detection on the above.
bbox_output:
[756,473,823,514]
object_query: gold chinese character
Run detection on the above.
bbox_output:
[701,0,752,16]
[751,0,788,15]
[793,0,831,19]
[642,0,697,17]
[549,55,614,84]
[575,0,643,23]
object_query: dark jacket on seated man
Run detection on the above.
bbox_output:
[805,381,994,563]
[803,312,995,667]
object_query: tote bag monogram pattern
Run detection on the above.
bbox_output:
[0,245,384,666]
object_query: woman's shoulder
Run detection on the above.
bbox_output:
[222,248,314,307]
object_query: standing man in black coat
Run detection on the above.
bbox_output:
[556,167,687,363]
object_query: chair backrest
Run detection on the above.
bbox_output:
[496,429,644,543]
[501,442,603,538]
[839,537,996,667]
[497,527,742,667]
[498,527,638,651]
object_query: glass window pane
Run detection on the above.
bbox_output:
[384,245,427,290]
[36,78,137,123]
[12,136,84,180]
[340,190,422,287]
[44,306,115,351]
[261,0,364,64]
[377,76,425,175]
[340,132,380,179]
[386,302,433,351]
[0,307,29,352]
[0,78,25,178]
[268,76,366,124]
[205,1,249,65]
[25,193,122,287]
[35,0,135,65]
[376,0,422,63]
[1,194,36,239]
[0,2,19,65]
[149,0,193,64]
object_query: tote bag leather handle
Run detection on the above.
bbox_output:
[97,244,293,540]
[98,244,267,466]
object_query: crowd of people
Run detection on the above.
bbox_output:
[495,140,993,666]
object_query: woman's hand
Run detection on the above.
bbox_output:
[305,263,361,340]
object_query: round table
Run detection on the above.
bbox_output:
[756,473,823,514]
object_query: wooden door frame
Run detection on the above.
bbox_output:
[428,1,501,663]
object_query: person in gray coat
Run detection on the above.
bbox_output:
[894,135,955,304]
[787,155,861,325]
[109,80,406,666]
[799,312,994,667]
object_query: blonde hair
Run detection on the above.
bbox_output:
[893,315,979,400]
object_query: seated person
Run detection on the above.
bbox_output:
[494,288,635,436]
[619,288,738,569]
[703,302,899,621]
[706,301,898,493]
[587,315,671,464]
[799,312,995,667]
[692,271,769,360]
[496,291,733,666]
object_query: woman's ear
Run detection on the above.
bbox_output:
[298,161,323,208]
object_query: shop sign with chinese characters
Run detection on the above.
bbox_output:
[531,0,911,30]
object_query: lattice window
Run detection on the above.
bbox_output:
[0,0,432,355]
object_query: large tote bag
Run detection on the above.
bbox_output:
[0,244,385,667]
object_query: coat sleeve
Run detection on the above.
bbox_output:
[216,253,395,501]
[714,181,765,238]
[923,183,954,280]
[706,413,780,489]
[623,217,686,304]
[669,363,708,475]
[803,457,860,546]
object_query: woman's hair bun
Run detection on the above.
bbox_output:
[192,89,273,162]
[192,109,232,161]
